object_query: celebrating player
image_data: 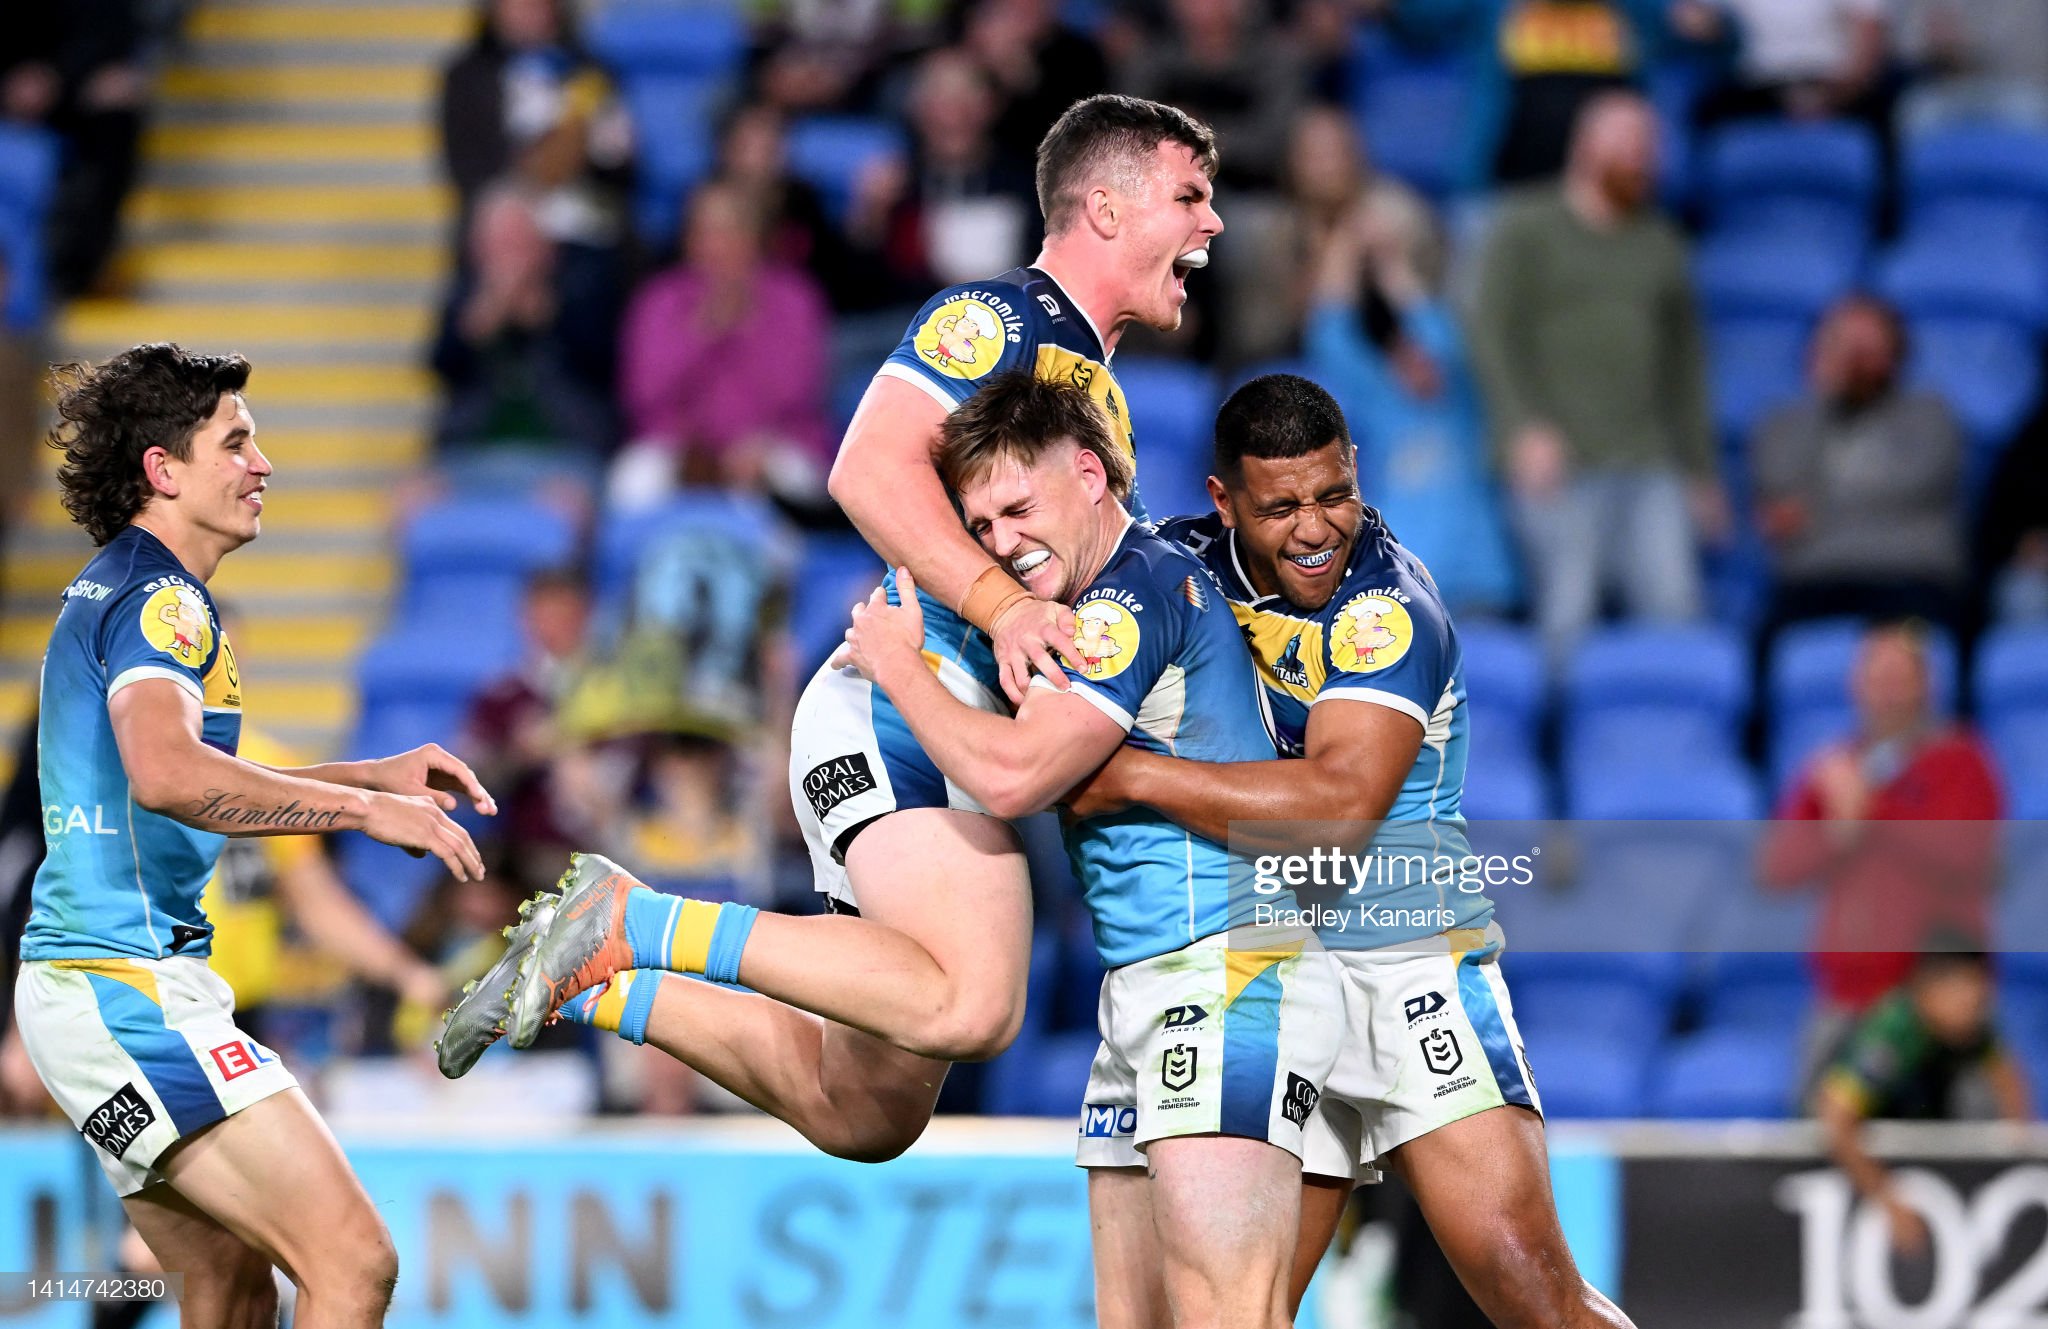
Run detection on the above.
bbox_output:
[14,345,494,1328]
[441,96,1225,1160]
[1070,374,1634,1328]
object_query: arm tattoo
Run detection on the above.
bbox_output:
[184,790,348,831]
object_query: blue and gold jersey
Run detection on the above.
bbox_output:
[1159,510,1491,946]
[1044,518,1279,968]
[873,267,1141,691]
[24,526,242,961]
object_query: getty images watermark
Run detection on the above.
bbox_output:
[1243,841,1539,935]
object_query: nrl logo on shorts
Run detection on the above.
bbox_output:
[1161,1044,1198,1092]
[1420,1028,1464,1077]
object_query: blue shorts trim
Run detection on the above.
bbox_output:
[867,690,947,812]
[1220,964,1282,1140]
[1457,952,1533,1109]
[86,971,226,1136]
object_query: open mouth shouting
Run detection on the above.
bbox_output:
[1170,245,1209,299]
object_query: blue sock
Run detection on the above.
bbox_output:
[704,904,759,986]
[555,971,663,1045]
[620,887,689,970]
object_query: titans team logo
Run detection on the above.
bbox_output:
[1329,592,1412,674]
[140,584,214,667]
[1071,597,1141,680]
[915,297,1006,380]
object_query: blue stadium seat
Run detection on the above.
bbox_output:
[400,495,579,581]
[1976,624,2048,720]
[982,1031,1099,1116]
[787,533,884,677]
[1509,976,1673,1048]
[1459,621,1544,724]
[1651,1027,1798,1118]
[1704,121,1879,244]
[2001,823,2048,983]
[588,5,746,76]
[1903,124,2048,217]
[1991,713,2048,820]
[1694,235,1861,321]
[0,123,60,219]
[1907,316,2043,454]
[1876,234,2048,331]
[1567,756,1761,820]
[1565,623,1749,723]
[1113,358,1218,521]
[1770,618,1958,720]
[330,834,447,933]
[1694,952,1815,1032]
[1692,878,1819,963]
[1502,827,1738,964]
[1461,740,1549,821]
[622,76,722,244]
[1709,316,1810,440]
[1515,1029,1649,1117]
[1351,63,1466,198]
[786,117,907,222]
[355,624,522,712]
[398,571,526,635]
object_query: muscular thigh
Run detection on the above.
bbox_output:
[842,808,1033,1001]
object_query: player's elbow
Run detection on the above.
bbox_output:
[826,446,863,510]
[126,761,186,816]
[979,774,1053,822]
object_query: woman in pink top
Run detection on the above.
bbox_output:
[614,179,833,503]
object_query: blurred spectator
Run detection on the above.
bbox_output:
[611,180,832,506]
[1976,387,2048,625]
[842,48,1034,296]
[1305,177,1519,615]
[962,0,1112,165]
[749,0,927,114]
[1118,0,1307,194]
[1759,623,2003,1076]
[463,566,593,887]
[1470,92,1720,665]
[1753,295,1966,641]
[1404,0,1733,189]
[0,0,155,295]
[1697,0,1891,125]
[431,184,620,455]
[436,0,633,261]
[714,102,864,304]
[1812,949,2030,1253]
[1894,0,2048,130]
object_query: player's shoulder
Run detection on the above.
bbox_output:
[62,528,187,620]
[1327,518,1448,629]
[1092,521,1214,613]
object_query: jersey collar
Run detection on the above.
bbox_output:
[1030,265,1112,362]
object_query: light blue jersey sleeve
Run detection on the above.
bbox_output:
[1044,558,1188,735]
[873,281,1035,412]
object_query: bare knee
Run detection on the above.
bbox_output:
[914,983,1024,1062]
[298,1214,398,1312]
[812,1115,924,1164]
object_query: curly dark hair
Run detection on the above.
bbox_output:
[48,344,252,546]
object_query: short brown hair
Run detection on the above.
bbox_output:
[1035,95,1218,236]
[938,369,1133,502]
[48,344,252,546]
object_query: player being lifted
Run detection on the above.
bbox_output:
[1071,373,1635,1329]
[440,96,1224,1153]
[14,346,494,1328]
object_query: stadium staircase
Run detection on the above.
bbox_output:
[0,0,468,773]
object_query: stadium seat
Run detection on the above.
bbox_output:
[355,624,523,712]
[1876,233,2048,331]
[1461,740,1549,821]
[1976,624,2048,720]
[592,489,788,604]
[1567,756,1761,820]
[787,533,884,676]
[1564,623,1749,724]
[1691,878,1819,966]
[786,117,907,222]
[0,124,59,329]
[588,5,746,76]
[1509,976,1673,1048]
[1458,621,1544,724]
[1515,1029,1649,1117]
[1903,124,2048,219]
[330,834,448,933]
[1694,234,1861,321]
[1906,316,2044,455]
[1113,358,1218,521]
[1650,1027,1798,1118]
[982,1031,1100,1116]
[1708,316,1810,441]
[0,122,61,220]
[1703,121,1879,246]
[1693,952,1815,1033]
[399,571,526,636]
[2001,822,2048,983]
[1350,64,1466,198]
[1990,712,2048,820]
[622,76,722,244]
[399,495,579,582]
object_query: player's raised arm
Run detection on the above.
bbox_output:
[110,679,485,881]
[830,350,1077,704]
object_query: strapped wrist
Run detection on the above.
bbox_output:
[959,564,1032,632]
